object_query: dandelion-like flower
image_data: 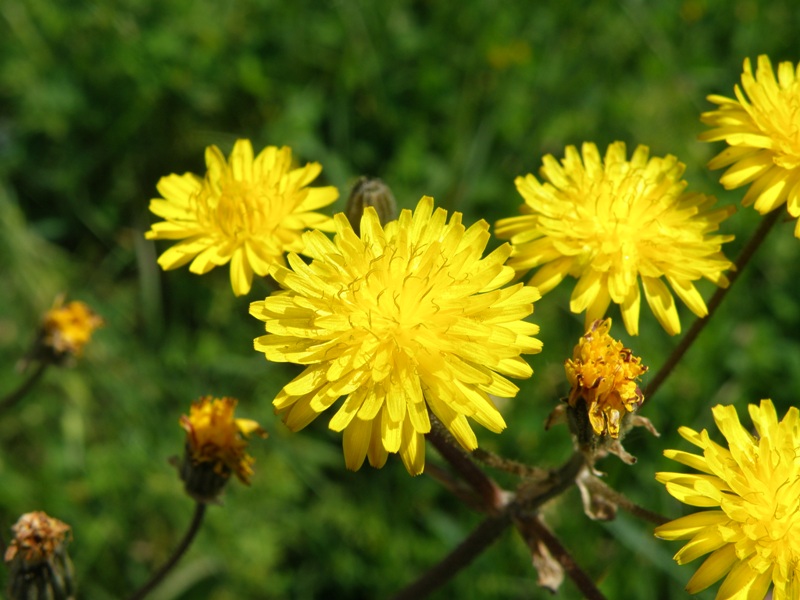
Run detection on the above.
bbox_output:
[564,318,647,439]
[701,56,800,236]
[494,142,735,336]
[179,397,266,501]
[5,511,74,600]
[655,400,800,599]
[145,139,339,296]
[41,298,104,360]
[250,196,542,475]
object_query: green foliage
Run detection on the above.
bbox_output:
[2,0,800,598]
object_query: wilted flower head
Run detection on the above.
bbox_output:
[5,511,74,600]
[655,400,800,599]
[40,298,103,362]
[146,139,339,296]
[701,55,800,235]
[179,396,266,501]
[564,318,647,439]
[495,142,735,336]
[251,196,542,475]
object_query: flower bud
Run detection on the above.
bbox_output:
[345,177,397,235]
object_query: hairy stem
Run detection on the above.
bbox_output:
[0,362,48,414]
[645,208,781,401]
[127,502,207,600]
[427,415,506,513]
[390,514,511,600]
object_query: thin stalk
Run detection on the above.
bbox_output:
[645,209,782,401]
[127,502,207,600]
[471,447,548,479]
[426,416,505,513]
[0,362,48,414]
[390,514,511,600]
[516,515,606,600]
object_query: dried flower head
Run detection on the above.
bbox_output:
[701,55,800,235]
[146,139,339,296]
[5,511,75,600]
[656,400,800,599]
[565,318,648,439]
[495,142,735,336]
[251,196,542,475]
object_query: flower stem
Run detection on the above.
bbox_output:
[127,502,207,600]
[390,514,511,600]
[645,208,782,401]
[427,415,506,513]
[0,361,48,414]
[515,515,606,600]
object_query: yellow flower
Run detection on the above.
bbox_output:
[700,56,800,235]
[42,298,104,358]
[655,400,800,599]
[180,396,266,485]
[251,196,542,475]
[494,141,736,336]
[564,318,647,439]
[145,139,339,296]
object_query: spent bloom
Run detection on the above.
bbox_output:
[179,396,266,501]
[145,139,339,296]
[251,196,542,475]
[701,55,800,236]
[564,318,647,439]
[41,298,104,360]
[5,511,74,600]
[655,400,800,599]
[494,141,735,336]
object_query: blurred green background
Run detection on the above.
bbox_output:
[2,0,800,598]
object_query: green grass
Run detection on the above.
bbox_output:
[2,1,800,598]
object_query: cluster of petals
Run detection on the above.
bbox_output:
[701,55,800,236]
[564,318,647,438]
[42,299,104,357]
[180,396,266,484]
[145,139,338,296]
[251,196,542,475]
[495,141,735,336]
[4,512,71,564]
[655,400,800,600]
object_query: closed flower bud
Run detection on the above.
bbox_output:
[345,177,397,235]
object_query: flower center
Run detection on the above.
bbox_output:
[195,177,280,241]
[346,242,456,358]
[753,88,800,170]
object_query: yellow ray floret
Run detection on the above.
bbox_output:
[146,139,338,296]
[251,196,542,475]
[655,400,800,600]
[495,141,735,336]
[701,55,800,236]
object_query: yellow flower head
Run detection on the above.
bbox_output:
[4,511,71,564]
[564,318,647,439]
[145,139,339,296]
[42,298,104,358]
[701,56,800,235]
[494,141,736,336]
[655,400,800,600]
[251,196,542,476]
[180,396,266,485]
